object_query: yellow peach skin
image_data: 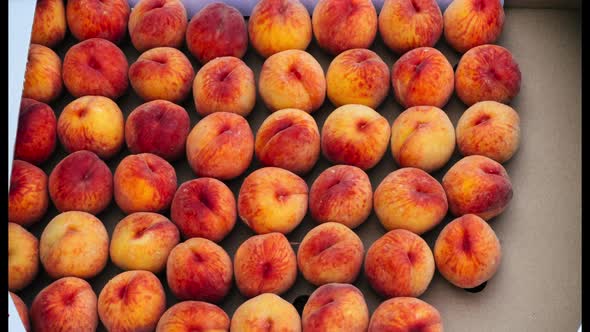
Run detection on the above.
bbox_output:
[326,48,390,109]
[368,297,443,332]
[259,49,326,113]
[8,223,39,292]
[248,0,312,58]
[23,44,62,103]
[230,293,302,332]
[128,0,188,52]
[30,0,67,48]
[57,95,125,159]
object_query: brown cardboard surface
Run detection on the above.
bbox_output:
[506,0,580,8]
[15,8,581,332]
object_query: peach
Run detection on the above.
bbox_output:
[125,100,191,161]
[302,283,369,332]
[444,0,504,53]
[259,49,326,113]
[390,106,455,173]
[255,108,320,175]
[193,56,256,117]
[57,95,125,159]
[48,150,113,215]
[167,238,233,303]
[30,277,98,332]
[297,222,364,286]
[442,155,513,220]
[392,47,454,109]
[248,0,312,58]
[309,165,372,229]
[30,0,67,48]
[129,47,195,103]
[22,44,62,103]
[365,229,435,298]
[321,104,391,170]
[40,211,109,279]
[14,98,56,165]
[8,223,39,292]
[326,48,390,109]
[187,2,248,64]
[8,160,48,227]
[234,232,297,298]
[156,301,230,332]
[128,0,188,52]
[98,270,166,332]
[374,168,448,235]
[9,292,30,331]
[238,167,308,234]
[455,44,522,106]
[110,212,180,273]
[230,293,301,332]
[114,153,177,214]
[62,38,129,99]
[457,101,520,163]
[171,178,236,242]
[368,297,443,332]
[186,112,254,180]
[66,0,130,43]
[312,0,377,55]
[379,0,443,55]
[434,214,502,288]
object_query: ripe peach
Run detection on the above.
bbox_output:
[128,0,188,52]
[66,0,130,43]
[365,229,435,298]
[434,214,502,288]
[368,297,443,332]
[110,212,180,273]
[8,160,48,227]
[30,277,98,332]
[455,44,522,106]
[234,232,297,297]
[442,155,513,220]
[49,150,113,215]
[326,48,390,109]
[62,38,129,99]
[187,2,248,64]
[186,112,254,180]
[125,100,191,161]
[129,47,195,103]
[457,101,520,163]
[230,293,301,332]
[321,104,391,170]
[390,106,455,173]
[255,108,320,175]
[30,0,66,47]
[8,223,39,292]
[57,95,125,159]
[297,222,364,286]
[22,44,62,103]
[444,0,505,53]
[248,0,312,58]
[40,211,109,279]
[166,238,233,303]
[156,301,230,332]
[170,178,236,242]
[379,0,443,54]
[259,49,326,113]
[309,165,372,229]
[9,292,30,331]
[193,56,256,117]
[392,47,454,109]
[98,270,166,332]
[302,283,369,332]
[14,98,56,165]
[238,167,308,234]
[114,153,177,214]
[312,0,378,55]
[374,168,448,235]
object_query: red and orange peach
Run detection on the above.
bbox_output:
[230,293,302,332]
[22,44,62,104]
[30,0,67,48]
[156,301,230,332]
[9,292,30,331]
[8,160,49,227]
[14,98,56,165]
[368,297,443,331]
[8,222,39,292]
[66,0,130,43]
[128,0,188,52]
